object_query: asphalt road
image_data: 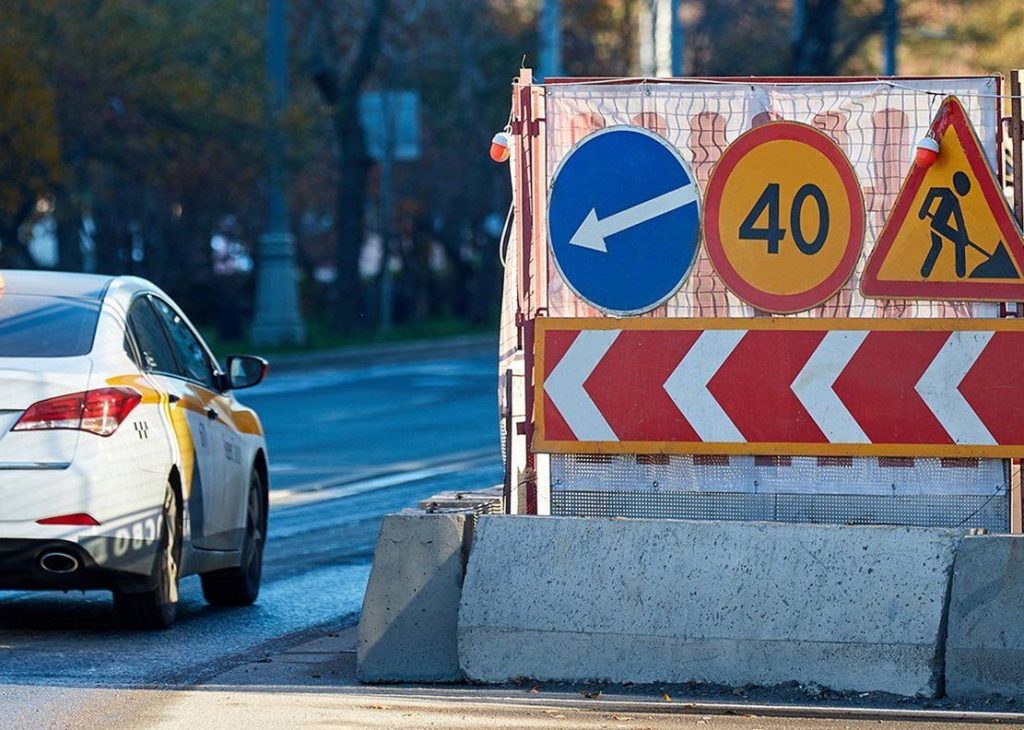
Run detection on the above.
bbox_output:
[2,348,1013,729]
[0,350,503,727]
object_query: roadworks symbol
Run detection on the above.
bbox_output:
[918,171,1018,280]
[861,95,1024,302]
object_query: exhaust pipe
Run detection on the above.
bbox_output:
[39,551,80,574]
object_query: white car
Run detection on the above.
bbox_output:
[0,270,270,629]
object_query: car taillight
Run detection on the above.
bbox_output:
[13,387,142,437]
[37,513,100,526]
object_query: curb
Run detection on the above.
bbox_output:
[266,333,497,372]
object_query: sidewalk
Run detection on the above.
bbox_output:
[268,333,497,372]
[111,624,1024,730]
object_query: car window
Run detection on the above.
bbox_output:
[149,297,217,390]
[123,329,139,366]
[127,298,179,374]
[0,294,101,357]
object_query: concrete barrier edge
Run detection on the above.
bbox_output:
[358,513,1024,701]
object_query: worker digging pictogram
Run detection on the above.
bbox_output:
[918,170,1019,280]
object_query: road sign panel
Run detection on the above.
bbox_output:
[703,122,865,313]
[861,96,1024,301]
[547,126,701,315]
[535,317,1024,458]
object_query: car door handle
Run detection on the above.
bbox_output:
[206,408,219,421]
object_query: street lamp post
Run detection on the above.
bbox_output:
[252,0,306,346]
[539,0,562,80]
[670,0,684,76]
[883,0,899,76]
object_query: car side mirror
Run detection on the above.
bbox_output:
[226,355,268,390]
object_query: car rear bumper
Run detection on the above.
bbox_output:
[0,510,164,587]
[0,449,168,584]
[0,538,155,591]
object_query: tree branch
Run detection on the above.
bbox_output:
[833,12,885,71]
[305,0,340,105]
[341,0,389,97]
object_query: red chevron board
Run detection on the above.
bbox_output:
[534,317,1024,457]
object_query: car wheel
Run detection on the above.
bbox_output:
[114,481,182,630]
[200,469,266,606]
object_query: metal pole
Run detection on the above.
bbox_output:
[1011,71,1024,533]
[252,0,306,346]
[378,95,395,332]
[670,0,684,76]
[791,0,806,72]
[883,0,899,76]
[538,0,561,80]
[1012,70,1023,227]
[638,0,655,76]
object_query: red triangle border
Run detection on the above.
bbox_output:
[860,96,1024,302]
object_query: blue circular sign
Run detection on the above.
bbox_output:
[548,126,702,315]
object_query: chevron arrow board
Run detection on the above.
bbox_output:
[535,317,1024,458]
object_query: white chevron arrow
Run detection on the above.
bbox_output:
[663,330,745,442]
[569,183,699,253]
[545,329,620,441]
[915,331,996,445]
[791,330,870,443]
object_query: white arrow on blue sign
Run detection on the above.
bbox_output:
[548,125,702,315]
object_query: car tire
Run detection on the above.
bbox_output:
[200,469,266,606]
[113,481,182,630]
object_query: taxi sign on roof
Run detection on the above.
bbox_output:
[861,96,1024,302]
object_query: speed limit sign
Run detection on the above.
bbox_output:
[703,121,865,313]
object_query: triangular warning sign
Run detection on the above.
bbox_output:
[861,96,1024,302]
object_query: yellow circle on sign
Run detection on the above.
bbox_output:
[704,122,866,313]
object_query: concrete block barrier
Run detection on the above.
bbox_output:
[458,516,960,697]
[357,514,470,682]
[946,535,1024,700]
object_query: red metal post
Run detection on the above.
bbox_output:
[510,69,540,514]
[1011,71,1024,533]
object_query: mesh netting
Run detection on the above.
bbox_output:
[518,77,1011,529]
[550,490,1008,530]
[552,451,1007,496]
[543,78,1000,320]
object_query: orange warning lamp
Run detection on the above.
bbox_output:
[490,132,512,163]
[914,135,940,169]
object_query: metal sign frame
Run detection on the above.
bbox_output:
[509,72,1010,520]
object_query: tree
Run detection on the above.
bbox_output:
[305,0,390,332]
[1,1,268,314]
[0,1,63,267]
[900,0,1024,75]
[791,0,887,75]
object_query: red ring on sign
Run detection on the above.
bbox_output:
[703,121,865,314]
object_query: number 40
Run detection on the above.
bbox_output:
[738,183,830,255]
